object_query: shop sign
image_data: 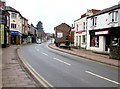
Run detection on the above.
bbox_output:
[10,31,20,35]
[95,30,109,35]
[1,24,4,44]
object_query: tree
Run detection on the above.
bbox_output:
[36,21,43,32]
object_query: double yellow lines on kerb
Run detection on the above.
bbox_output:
[21,58,55,89]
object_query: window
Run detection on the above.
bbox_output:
[112,36,119,46]
[91,17,97,26]
[83,22,86,30]
[11,13,17,19]
[11,23,16,28]
[109,11,118,22]
[90,36,99,47]
[76,24,78,31]
[82,35,86,43]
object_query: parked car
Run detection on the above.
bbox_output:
[36,39,41,44]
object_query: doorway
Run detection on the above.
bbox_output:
[105,35,110,51]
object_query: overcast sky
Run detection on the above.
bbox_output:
[7,0,120,33]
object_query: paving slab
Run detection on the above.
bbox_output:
[2,46,39,88]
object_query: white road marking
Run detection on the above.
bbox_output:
[85,71,120,85]
[53,58,71,66]
[41,52,48,56]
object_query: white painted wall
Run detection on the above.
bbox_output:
[118,2,120,26]
[87,10,119,31]
[87,8,119,52]
[74,17,87,48]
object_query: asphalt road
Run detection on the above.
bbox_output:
[19,41,119,87]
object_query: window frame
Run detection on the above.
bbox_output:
[11,23,16,29]
[11,13,17,19]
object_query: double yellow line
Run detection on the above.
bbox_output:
[21,57,55,89]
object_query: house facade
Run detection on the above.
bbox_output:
[21,17,28,44]
[87,4,120,59]
[3,6,23,45]
[74,9,100,49]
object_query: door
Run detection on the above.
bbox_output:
[105,35,110,51]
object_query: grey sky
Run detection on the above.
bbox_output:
[7,0,120,33]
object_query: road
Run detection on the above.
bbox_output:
[19,41,119,87]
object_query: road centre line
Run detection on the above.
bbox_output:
[41,52,48,56]
[53,58,71,66]
[85,71,120,85]
[48,44,120,69]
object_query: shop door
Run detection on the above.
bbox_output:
[105,35,110,51]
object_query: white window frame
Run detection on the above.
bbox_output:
[109,11,118,22]
[91,17,97,27]
[11,13,17,19]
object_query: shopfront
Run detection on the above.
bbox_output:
[10,31,21,45]
[89,29,110,53]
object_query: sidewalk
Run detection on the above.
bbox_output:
[2,45,38,87]
[49,44,120,67]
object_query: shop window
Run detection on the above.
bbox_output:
[112,36,119,46]
[90,36,99,47]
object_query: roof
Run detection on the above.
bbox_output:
[74,9,100,22]
[54,23,71,30]
[87,4,120,18]
[54,23,71,32]
[2,6,19,13]
[2,6,28,20]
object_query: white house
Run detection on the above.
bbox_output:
[87,3,120,59]
[74,9,100,49]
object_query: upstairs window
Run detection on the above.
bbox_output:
[91,17,97,27]
[83,22,86,30]
[109,11,118,22]
[11,23,16,29]
[11,13,17,19]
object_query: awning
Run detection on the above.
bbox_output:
[78,30,83,34]
[10,31,20,35]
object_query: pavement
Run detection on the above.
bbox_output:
[1,45,39,88]
[49,43,120,67]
